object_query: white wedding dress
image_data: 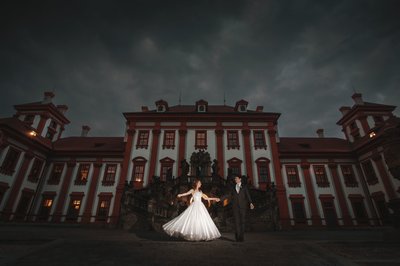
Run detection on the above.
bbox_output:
[162,191,221,241]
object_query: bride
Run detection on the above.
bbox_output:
[162,179,221,241]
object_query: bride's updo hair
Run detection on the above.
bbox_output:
[192,179,201,190]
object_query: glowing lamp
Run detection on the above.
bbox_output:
[29,131,37,137]
[369,132,376,138]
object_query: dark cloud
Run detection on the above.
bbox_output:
[1,0,399,138]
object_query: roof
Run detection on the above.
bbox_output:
[53,137,125,153]
[337,102,396,125]
[0,117,52,149]
[14,101,70,124]
[278,137,353,154]
[137,104,262,113]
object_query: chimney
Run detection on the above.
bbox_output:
[339,106,351,116]
[256,106,264,112]
[316,128,324,138]
[57,105,68,114]
[43,91,55,104]
[352,93,364,105]
[81,125,91,137]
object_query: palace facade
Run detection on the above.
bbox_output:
[0,92,399,228]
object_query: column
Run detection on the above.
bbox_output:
[268,127,290,228]
[241,128,254,183]
[147,128,161,183]
[2,151,34,220]
[52,160,76,222]
[328,163,352,226]
[300,161,322,226]
[355,164,379,225]
[82,160,103,223]
[36,114,49,136]
[110,129,135,225]
[177,128,187,177]
[215,128,224,177]
[358,115,370,135]
[372,154,397,200]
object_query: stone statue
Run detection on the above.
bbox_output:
[212,159,220,176]
[180,159,190,177]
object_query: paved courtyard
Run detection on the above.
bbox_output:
[0,224,399,266]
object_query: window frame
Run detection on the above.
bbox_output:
[253,130,267,150]
[227,130,240,150]
[195,130,207,149]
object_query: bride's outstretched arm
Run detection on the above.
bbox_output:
[177,189,194,198]
[202,193,220,202]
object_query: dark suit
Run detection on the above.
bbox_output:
[230,183,252,241]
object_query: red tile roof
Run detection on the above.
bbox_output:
[278,137,352,154]
[53,137,125,152]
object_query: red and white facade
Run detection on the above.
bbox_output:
[0,92,399,228]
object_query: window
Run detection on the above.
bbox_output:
[373,116,384,125]
[157,105,165,112]
[14,190,34,221]
[48,163,64,185]
[349,195,368,224]
[75,164,90,185]
[255,158,270,183]
[0,147,21,176]
[38,194,55,221]
[253,130,267,149]
[362,160,378,185]
[198,105,206,112]
[340,165,358,187]
[136,130,150,149]
[0,183,10,206]
[102,164,117,186]
[227,131,239,149]
[350,121,358,130]
[132,157,147,182]
[159,157,174,181]
[66,197,83,222]
[49,120,57,129]
[286,165,301,187]
[45,130,55,140]
[319,195,338,227]
[227,158,242,178]
[28,158,44,183]
[163,131,175,149]
[23,114,35,124]
[239,105,246,112]
[289,195,306,224]
[96,196,112,222]
[313,165,330,187]
[195,130,207,149]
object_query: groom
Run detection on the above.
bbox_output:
[231,175,254,242]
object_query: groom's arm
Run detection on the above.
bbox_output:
[245,187,255,209]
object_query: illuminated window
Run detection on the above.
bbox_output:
[132,157,147,182]
[96,196,112,222]
[136,130,150,149]
[75,164,90,185]
[38,195,55,221]
[66,197,82,221]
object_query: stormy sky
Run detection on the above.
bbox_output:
[1,0,399,138]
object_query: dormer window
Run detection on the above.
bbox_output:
[234,99,248,112]
[198,105,206,112]
[50,120,57,129]
[157,105,165,112]
[23,114,35,124]
[155,100,168,112]
[195,99,208,113]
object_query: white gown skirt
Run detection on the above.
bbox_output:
[162,196,221,241]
